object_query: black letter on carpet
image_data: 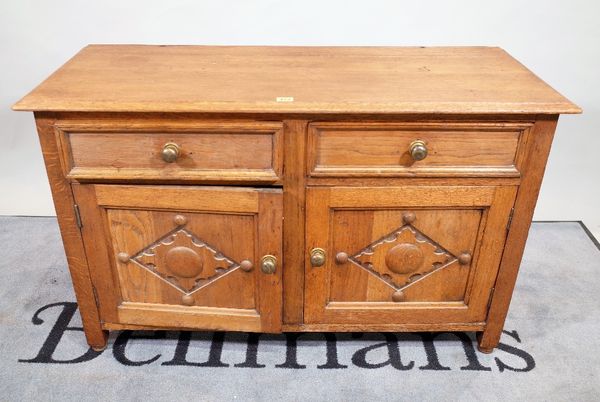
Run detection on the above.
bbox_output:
[318,333,348,369]
[19,302,102,364]
[162,332,229,367]
[275,333,307,369]
[418,333,452,371]
[235,333,266,368]
[113,331,165,366]
[495,330,535,372]
[352,333,414,370]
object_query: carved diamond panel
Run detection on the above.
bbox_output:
[349,224,457,290]
[126,227,240,294]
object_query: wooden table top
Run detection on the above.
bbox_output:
[13,45,581,115]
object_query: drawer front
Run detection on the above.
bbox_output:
[56,121,283,182]
[304,185,517,325]
[308,122,532,177]
[72,184,283,332]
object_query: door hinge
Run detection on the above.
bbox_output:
[73,204,83,229]
[487,287,495,310]
[506,208,515,231]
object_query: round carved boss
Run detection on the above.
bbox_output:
[165,246,203,278]
[384,243,424,274]
[181,294,195,306]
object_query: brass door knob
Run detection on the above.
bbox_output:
[260,255,277,274]
[409,140,428,161]
[161,142,180,163]
[310,248,326,267]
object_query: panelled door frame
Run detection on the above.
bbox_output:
[305,185,517,325]
[73,184,283,333]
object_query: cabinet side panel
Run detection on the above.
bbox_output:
[478,115,559,351]
[33,113,108,349]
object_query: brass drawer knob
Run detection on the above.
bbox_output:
[161,142,180,163]
[409,140,428,161]
[310,248,326,267]
[260,255,277,274]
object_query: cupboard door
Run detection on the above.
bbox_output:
[305,186,516,325]
[73,184,282,332]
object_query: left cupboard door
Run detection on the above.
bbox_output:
[72,184,283,333]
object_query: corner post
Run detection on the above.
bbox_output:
[34,112,108,351]
[478,115,559,353]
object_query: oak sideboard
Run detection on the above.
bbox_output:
[13,45,580,353]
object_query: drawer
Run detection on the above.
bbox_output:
[56,121,283,182]
[307,122,532,177]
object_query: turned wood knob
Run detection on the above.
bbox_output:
[402,212,416,224]
[240,259,253,272]
[409,140,428,161]
[173,214,187,226]
[335,252,349,264]
[161,142,180,163]
[181,294,195,306]
[392,290,406,302]
[117,252,130,263]
[458,252,472,265]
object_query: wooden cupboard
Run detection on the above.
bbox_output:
[13,45,580,353]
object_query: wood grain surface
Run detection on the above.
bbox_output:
[477,116,560,353]
[308,122,530,177]
[304,185,517,325]
[14,45,580,114]
[55,119,283,182]
[73,184,283,333]
[34,114,109,350]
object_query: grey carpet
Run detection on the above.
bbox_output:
[0,217,599,401]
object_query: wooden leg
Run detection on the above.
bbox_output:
[476,331,496,354]
[89,330,110,351]
[35,114,109,352]
[477,117,559,356]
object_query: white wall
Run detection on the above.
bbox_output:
[1,0,598,237]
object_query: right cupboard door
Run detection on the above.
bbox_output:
[305,186,517,325]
